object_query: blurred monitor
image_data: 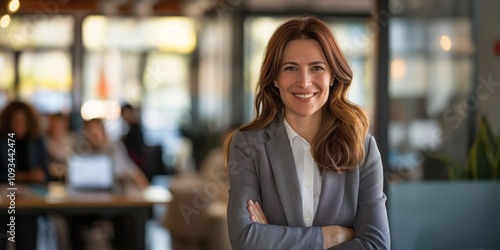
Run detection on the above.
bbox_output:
[67,154,114,191]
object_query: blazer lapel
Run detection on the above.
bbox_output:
[313,170,345,226]
[265,120,304,227]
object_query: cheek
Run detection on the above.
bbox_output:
[278,75,294,87]
[319,86,331,105]
[316,74,331,86]
[278,89,290,104]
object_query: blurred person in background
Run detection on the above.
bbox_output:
[68,118,149,250]
[81,118,149,189]
[45,113,76,181]
[0,101,48,184]
[120,103,146,171]
[0,101,49,250]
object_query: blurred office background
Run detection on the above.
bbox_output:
[0,0,499,249]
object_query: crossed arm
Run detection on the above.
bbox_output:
[247,199,354,249]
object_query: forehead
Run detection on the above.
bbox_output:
[85,121,103,129]
[12,110,27,119]
[281,39,327,63]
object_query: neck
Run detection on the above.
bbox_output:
[284,111,321,144]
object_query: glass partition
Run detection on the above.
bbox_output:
[388,16,474,180]
[82,15,196,147]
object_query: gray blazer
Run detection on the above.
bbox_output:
[227,118,390,250]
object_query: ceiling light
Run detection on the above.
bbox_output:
[9,0,21,13]
[440,35,452,51]
[0,15,11,28]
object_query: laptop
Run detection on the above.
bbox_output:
[67,154,116,192]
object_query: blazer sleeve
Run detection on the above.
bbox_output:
[227,131,324,250]
[333,135,390,250]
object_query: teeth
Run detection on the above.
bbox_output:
[295,93,315,98]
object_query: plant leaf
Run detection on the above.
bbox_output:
[493,136,500,179]
[469,130,481,179]
[431,152,462,180]
[479,117,496,170]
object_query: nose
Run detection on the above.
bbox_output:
[297,70,312,89]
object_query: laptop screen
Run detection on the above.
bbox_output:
[67,154,114,190]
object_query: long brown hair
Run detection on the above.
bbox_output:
[225,16,369,172]
[0,101,42,140]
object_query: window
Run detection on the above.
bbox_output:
[0,15,74,113]
[388,17,474,178]
[0,51,14,109]
[19,50,72,114]
[82,15,196,147]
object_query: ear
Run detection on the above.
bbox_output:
[274,80,279,88]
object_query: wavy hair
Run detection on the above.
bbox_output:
[0,101,42,140]
[225,16,369,172]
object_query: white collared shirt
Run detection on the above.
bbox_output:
[283,119,322,227]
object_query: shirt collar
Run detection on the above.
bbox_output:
[283,119,300,146]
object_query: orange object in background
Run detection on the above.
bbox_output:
[97,67,109,100]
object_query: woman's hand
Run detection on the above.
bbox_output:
[247,200,268,224]
[321,225,354,249]
[17,167,45,183]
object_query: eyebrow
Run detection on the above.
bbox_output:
[281,61,327,67]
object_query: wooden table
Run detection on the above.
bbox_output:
[0,183,172,250]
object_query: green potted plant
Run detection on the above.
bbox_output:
[432,116,500,180]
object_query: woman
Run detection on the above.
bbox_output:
[225,16,390,249]
[0,101,49,250]
[0,101,48,183]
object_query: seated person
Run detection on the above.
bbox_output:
[0,101,48,184]
[68,118,149,250]
[78,118,149,190]
[45,113,76,181]
[120,103,146,170]
[0,101,49,250]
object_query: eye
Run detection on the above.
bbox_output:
[312,66,324,71]
[284,66,297,71]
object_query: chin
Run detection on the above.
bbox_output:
[294,109,320,118]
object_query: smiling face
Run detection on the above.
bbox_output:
[276,39,332,121]
[85,120,106,148]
